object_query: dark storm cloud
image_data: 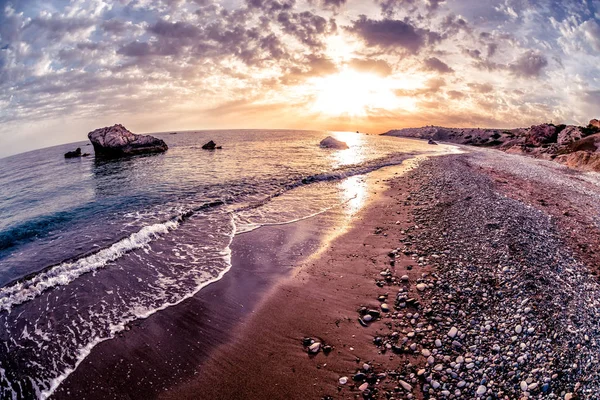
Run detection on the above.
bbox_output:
[422,57,453,73]
[347,16,441,53]
[509,50,549,78]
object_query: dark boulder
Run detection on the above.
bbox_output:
[428,139,438,145]
[64,148,82,158]
[87,124,168,157]
[202,140,222,150]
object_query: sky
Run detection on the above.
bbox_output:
[0,0,599,157]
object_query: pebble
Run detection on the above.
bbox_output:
[447,327,458,338]
[476,385,487,396]
[515,324,523,334]
[308,342,320,354]
[398,380,412,391]
[416,283,427,291]
[338,377,348,385]
[358,382,369,391]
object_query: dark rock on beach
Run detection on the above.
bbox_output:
[87,124,168,157]
[319,136,349,149]
[202,140,222,150]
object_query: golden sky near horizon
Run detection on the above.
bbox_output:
[1,0,599,156]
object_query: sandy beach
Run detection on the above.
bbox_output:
[54,145,600,399]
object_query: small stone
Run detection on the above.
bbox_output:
[363,315,373,322]
[515,324,523,334]
[308,342,321,354]
[401,275,409,281]
[448,327,458,338]
[476,385,487,396]
[416,283,427,291]
[399,380,412,391]
[435,339,442,347]
[520,381,528,391]
[421,348,431,357]
[363,363,370,371]
[381,303,390,312]
[339,377,348,385]
[359,382,369,391]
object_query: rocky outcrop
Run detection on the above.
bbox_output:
[525,124,557,146]
[202,140,222,150]
[64,148,90,158]
[319,136,349,149]
[557,126,582,145]
[384,118,600,172]
[87,124,168,157]
[65,148,82,158]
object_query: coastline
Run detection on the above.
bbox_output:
[51,155,429,399]
[52,143,600,399]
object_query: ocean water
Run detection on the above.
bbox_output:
[0,130,445,398]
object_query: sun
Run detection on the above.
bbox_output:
[309,69,410,117]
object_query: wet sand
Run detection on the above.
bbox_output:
[157,164,425,400]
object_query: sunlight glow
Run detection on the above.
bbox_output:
[310,69,415,117]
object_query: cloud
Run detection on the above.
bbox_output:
[348,58,392,76]
[581,19,600,51]
[509,50,548,78]
[422,57,453,73]
[347,16,440,53]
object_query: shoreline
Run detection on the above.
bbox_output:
[52,141,600,399]
[51,155,428,399]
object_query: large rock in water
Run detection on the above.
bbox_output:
[319,136,349,149]
[87,124,168,157]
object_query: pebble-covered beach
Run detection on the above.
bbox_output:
[328,150,600,399]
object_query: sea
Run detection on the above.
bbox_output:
[0,130,446,399]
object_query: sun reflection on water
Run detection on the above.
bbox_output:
[329,131,367,168]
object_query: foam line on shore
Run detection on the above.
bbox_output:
[39,215,237,400]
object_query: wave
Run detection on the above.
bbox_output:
[0,219,179,313]
[38,215,237,400]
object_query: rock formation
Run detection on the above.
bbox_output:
[202,140,222,150]
[64,148,82,158]
[383,119,600,172]
[525,124,557,146]
[87,124,168,157]
[64,148,90,158]
[319,136,349,149]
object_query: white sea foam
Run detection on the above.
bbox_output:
[0,219,180,313]
[39,215,236,400]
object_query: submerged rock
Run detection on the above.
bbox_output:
[88,124,168,157]
[319,136,349,149]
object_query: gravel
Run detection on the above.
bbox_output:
[340,151,600,399]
